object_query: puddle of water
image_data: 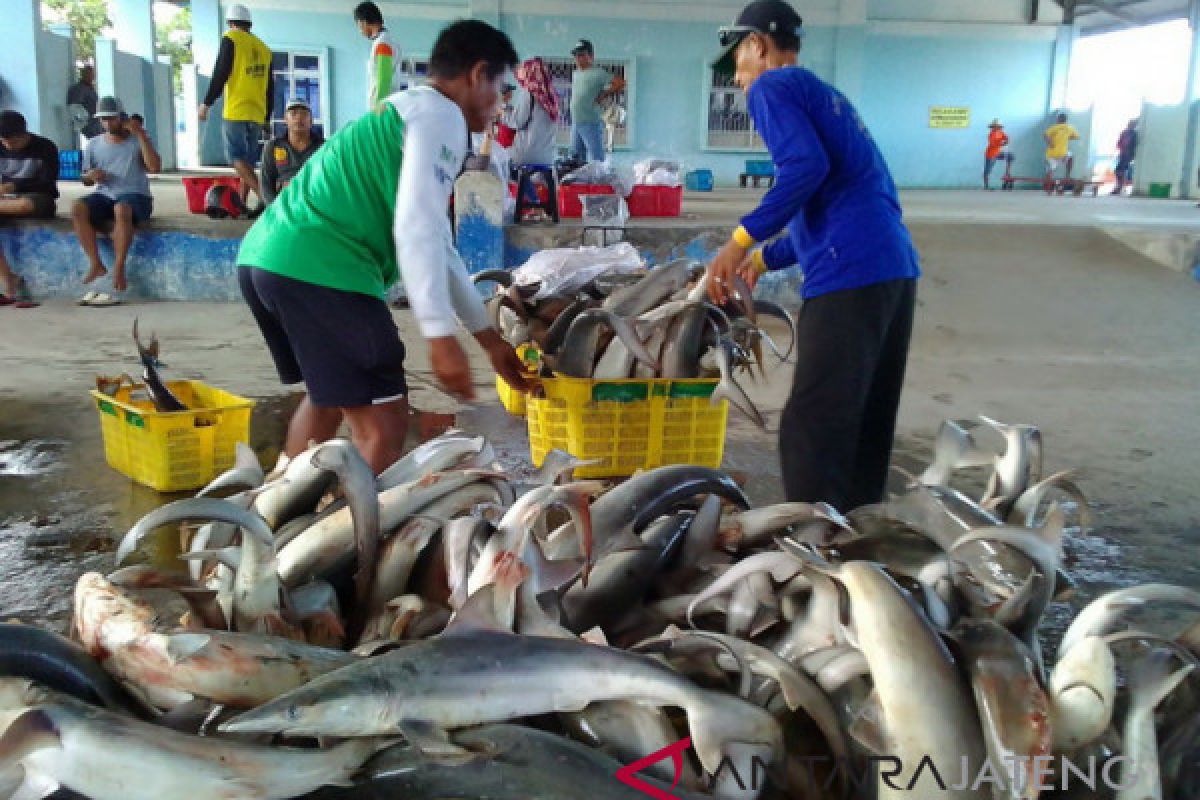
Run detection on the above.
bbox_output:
[0,439,67,476]
[0,393,304,631]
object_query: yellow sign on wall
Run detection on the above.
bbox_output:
[929,106,971,129]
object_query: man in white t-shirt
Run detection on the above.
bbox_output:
[73,96,161,304]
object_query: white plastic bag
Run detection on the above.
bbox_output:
[633,158,682,186]
[561,161,633,196]
[512,242,644,300]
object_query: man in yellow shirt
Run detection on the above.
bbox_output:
[198,4,274,211]
[1044,112,1080,189]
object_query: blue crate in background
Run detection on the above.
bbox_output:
[685,169,714,192]
[744,159,774,177]
[60,150,82,180]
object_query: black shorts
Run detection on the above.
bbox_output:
[14,193,56,219]
[81,192,153,226]
[238,266,408,408]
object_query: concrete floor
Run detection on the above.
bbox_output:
[0,192,1198,634]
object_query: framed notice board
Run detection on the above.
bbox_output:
[929,106,970,128]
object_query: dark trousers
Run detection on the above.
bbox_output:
[780,278,917,511]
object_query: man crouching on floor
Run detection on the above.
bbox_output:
[236,18,529,474]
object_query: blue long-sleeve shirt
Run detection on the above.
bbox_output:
[741,67,920,300]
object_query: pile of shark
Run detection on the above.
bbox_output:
[0,417,1195,799]
[476,260,797,428]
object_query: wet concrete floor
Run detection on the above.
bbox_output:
[0,393,293,629]
[0,383,1182,654]
[1,219,1198,646]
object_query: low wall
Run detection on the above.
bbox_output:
[2,220,243,301]
[3,218,808,307]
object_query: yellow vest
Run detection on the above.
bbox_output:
[223,29,272,122]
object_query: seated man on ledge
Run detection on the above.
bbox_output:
[260,99,324,205]
[73,96,161,306]
[0,110,59,308]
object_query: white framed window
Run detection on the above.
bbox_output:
[397,56,429,90]
[705,68,764,151]
[270,49,331,138]
[542,57,632,150]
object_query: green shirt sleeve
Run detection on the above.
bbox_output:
[370,42,396,111]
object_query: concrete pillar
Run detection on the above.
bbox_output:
[1181,0,1200,195]
[1187,0,1200,101]
[154,55,178,171]
[192,0,226,166]
[0,0,46,132]
[47,22,76,62]
[833,0,867,106]
[39,24,79,149]
[111,0,157,62]
[1047,23,1076,112]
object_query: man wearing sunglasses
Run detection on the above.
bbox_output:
[706,0,921,512]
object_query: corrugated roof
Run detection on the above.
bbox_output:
[1060,0,1190,34]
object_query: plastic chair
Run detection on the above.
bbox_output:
[514,164,559,223]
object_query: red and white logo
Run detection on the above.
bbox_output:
[614,737,692,800]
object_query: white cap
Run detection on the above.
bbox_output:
[226,4,252,23]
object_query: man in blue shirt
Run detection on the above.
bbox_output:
[706,0,921,511]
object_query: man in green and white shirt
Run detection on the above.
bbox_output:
[355,1,405,112]
[238,19,528,474]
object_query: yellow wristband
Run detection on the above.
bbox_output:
[751,249,768,275]
[731,225,756,249]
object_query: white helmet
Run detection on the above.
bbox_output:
[226,4,252,24]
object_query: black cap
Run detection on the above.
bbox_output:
[96,95,124,118]
[571,39,594,56]
[0,110,27,138]
[712,1,804,75]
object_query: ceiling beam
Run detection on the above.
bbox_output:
[1080,0,1144,25]
[1081,8,1190,34]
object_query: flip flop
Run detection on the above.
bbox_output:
[13,279,38,309]
[78,291,99,306]
[86,292,122,307]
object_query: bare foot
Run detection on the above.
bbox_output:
[112,273,128,292]
[83,263,108,284]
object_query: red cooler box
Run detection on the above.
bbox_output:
[183,176,242,214]
[627,185,683,218]
[558,183,616,218]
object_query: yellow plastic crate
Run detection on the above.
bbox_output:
[527,376,728,478]
[496,344,541,417]
[497,375,528,416]
[90,380,255,492]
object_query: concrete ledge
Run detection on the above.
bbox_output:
[1,219,245,301]
[1100,226,1200,275]
[10,186,1195,309]
[3,213,806,308]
